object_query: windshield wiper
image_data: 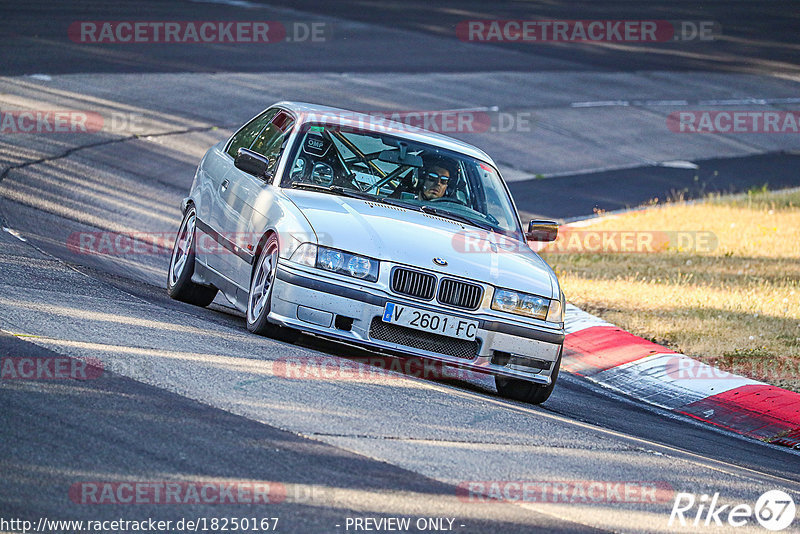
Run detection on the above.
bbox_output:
[290,182,375,200]
[420,205,494,231]
[292,183,428,211]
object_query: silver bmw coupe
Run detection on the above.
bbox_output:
[168,102,565,403]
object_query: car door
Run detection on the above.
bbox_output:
[193,141,233,270]
[214,109,295,293]
[204,108,278,281]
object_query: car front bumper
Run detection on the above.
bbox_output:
[268,261,564,385]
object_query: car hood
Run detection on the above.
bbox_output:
[284,190,556,298]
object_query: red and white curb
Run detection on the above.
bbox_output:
[562,304,800,449]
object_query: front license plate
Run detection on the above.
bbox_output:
[382,302,479,341]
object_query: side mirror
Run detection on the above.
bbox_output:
[235,148,274,181]
[526,220,559,242]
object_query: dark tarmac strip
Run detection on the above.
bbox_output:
[510,151,800,221]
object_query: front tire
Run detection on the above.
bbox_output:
[495,347,562,405]
[167,206,218,306]
[246,234,299,342]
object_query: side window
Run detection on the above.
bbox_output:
[249,111,295,161]
[226,108,278,159]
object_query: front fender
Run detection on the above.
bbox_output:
[249,189,318,262]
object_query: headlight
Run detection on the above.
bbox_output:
[494,289,519,310]
[347,255,373,279]
[492,288,549,321]
[318,248,345,272]
[290,243,378,282]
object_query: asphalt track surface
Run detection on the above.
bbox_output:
[1,1,799,533]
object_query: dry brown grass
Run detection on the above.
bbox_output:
[540,188,800,391]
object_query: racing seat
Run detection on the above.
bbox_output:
[442,166,469,206]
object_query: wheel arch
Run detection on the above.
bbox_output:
[251,228,280,282]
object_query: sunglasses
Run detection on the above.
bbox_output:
[422,171,450,185]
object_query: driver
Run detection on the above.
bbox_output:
[420,165,449,200]
[418,157,457,200]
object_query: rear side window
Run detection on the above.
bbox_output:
[226,108,278,158]
[249,111,295,160]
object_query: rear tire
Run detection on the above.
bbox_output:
[495,347,562,405]
[167,207,218,307]
[246,234,299,343]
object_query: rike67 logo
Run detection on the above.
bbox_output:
[669,490,796,531]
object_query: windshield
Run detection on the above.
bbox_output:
[281,122,523,238]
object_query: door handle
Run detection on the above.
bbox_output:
[220,179,229,192]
